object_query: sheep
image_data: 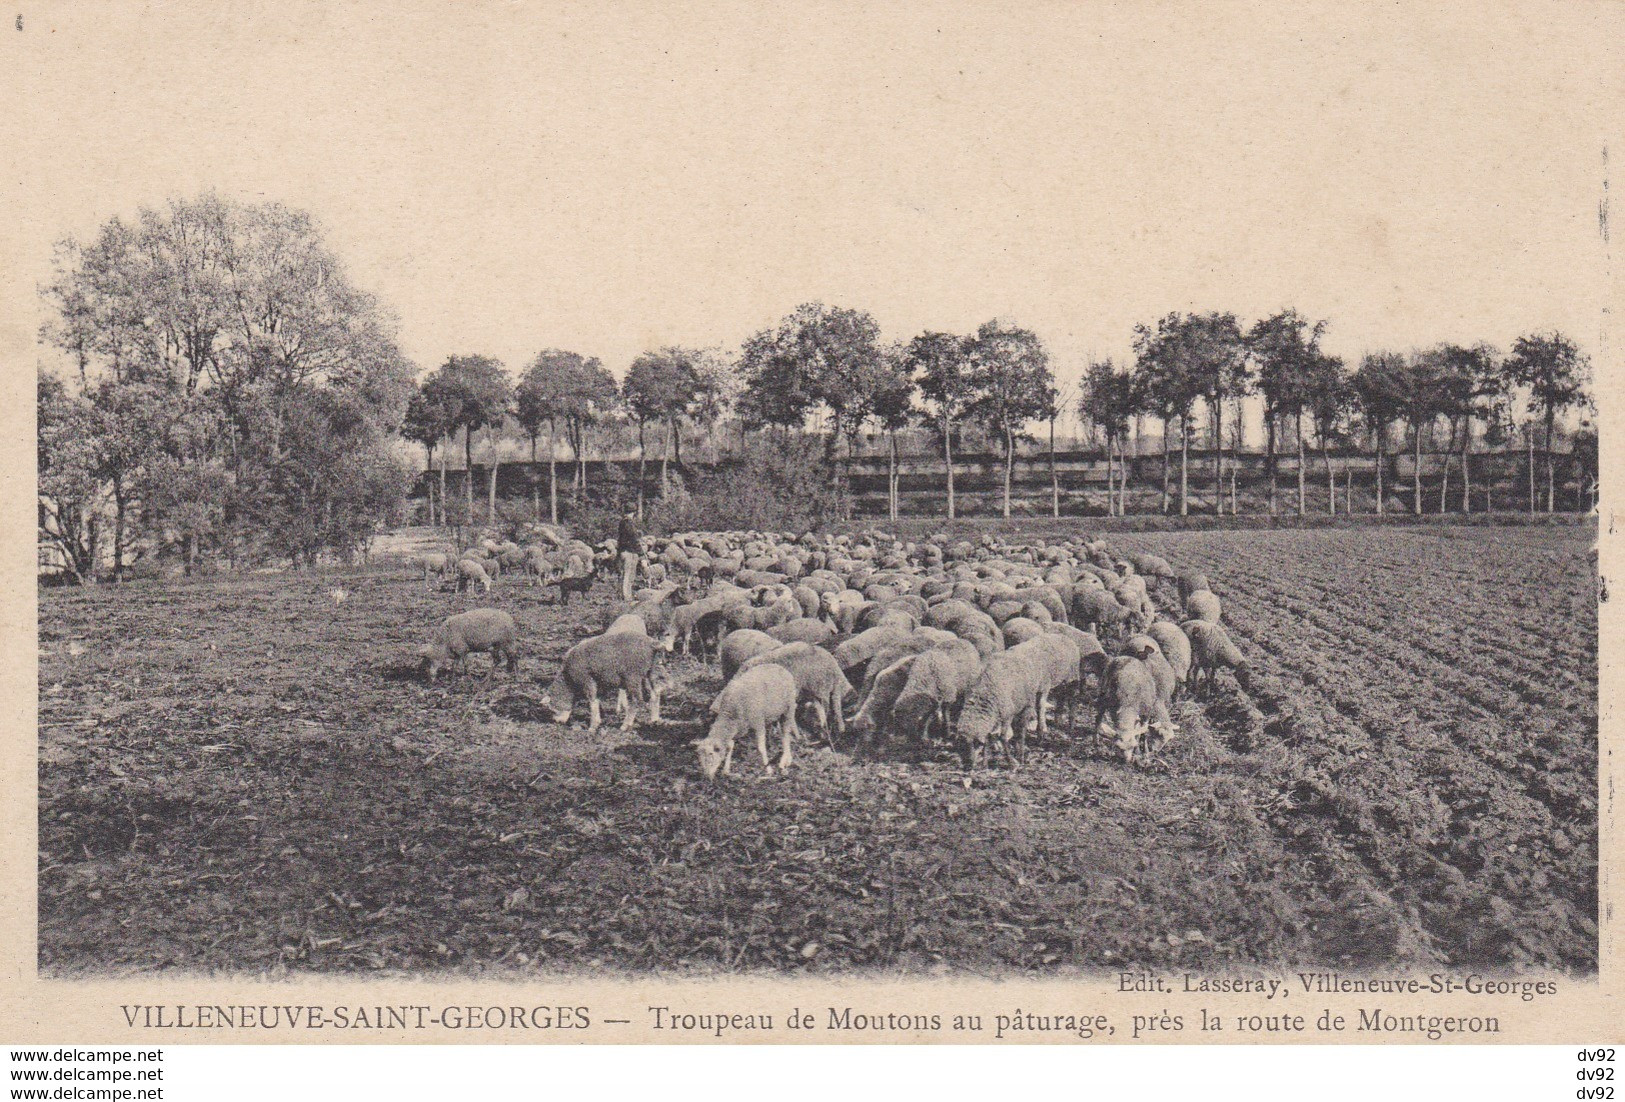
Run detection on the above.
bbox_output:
[1000,616,1048,647]
[952,649,1048,770]
[418,608,520,682]
[605,612,652,638]
[1095,655,1175,763]
[849,654,919,749]
[1041,622,1108,724]
[718,628,782,682]
[540,632,664,734]
[738,642,851,744]
[726,596,801,633]
[767,617,838,649]
[854,627,962,703]
[1072,586,1137,638]
[830,623,912,676]
[1146,620,1193,698]
[1176,571,1210,603]
[419,552,452,589]
[1006,633,1084,737]
[662,592,749,656]
[1185,589,1222,624]
[1181,619,1253,696]
[694,663,800,779]
[1124,633,1177,713]
[455,557,493,594]
[1124,551,1175,583]
[886,638,983,746]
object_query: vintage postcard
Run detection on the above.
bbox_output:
[1,0,1618,1048]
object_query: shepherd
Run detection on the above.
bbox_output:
[616,509,643,601]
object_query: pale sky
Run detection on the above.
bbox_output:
[4,0,1620,413]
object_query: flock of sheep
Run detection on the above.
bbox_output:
[413,527,1254,779]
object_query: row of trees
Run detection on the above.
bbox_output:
[402,304,1062,526]
[403,302,1593,528]
[39,193,1597,583]
[1080,311,1593,517]
[39,194,414,581]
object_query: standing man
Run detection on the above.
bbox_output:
[616,509,643,601]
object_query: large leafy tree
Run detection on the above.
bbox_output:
[1351,352,1409,513]
[1247,310,1327,516]
[868,349,917,521]
[1503,331,1592,512]
[906,331,976,518]
[1132,314,1207,515]
[1079,359,1137,516]
[968,319,1054,519]
[39,193,414,574]
[520,350,616,507]
[432,355,511,525]
[623,347,705,510]
[403,381,461,525]
[737,303,883,446]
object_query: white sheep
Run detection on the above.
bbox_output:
[1181,619,1253,696]
[418,608,520,682]
[737,641,851,744]
[694,663,800,779]
[540,632,664,734]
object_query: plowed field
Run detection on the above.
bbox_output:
[38,523,1597,976]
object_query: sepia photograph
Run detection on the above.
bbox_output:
[4,0,1616,1048]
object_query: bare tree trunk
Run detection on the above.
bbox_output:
[1545,409,1556,513]
[942,418,956,520]
[487,426,500,524]
[1161,418,1171,514]
[1323,437,1335,514]
[1049,414,1060,517]
[464,426,474,526]
[1438,418,1456,515]
[438,444,448,529]
[1002,428,1014,520]
[1461,418,1472,513]
[548,419,558,525]
[1212,398,1223,516]
[1374,429,1384,514]
[661,419,671,499]
[1179,413,1189,517]
[530,436,539,521]
[637,419,647,520]
[888,430,899,521]
[1266,408,1278,515]
[1528,426,1536,515]
[1296,412,1306,516]
[1107,435,1117,516]
[1413,422,1423,515]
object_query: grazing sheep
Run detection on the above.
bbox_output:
[1072,586,1137,638]
[541,632,663,734]
[1041,622,1109,724]
[694,664,800,779]
[1000,616,1048,647]
[952,648,1048,770]
[1177,571,1210,603]
[738,642,851,743]
[854,627,962,702]
[455,557,493,594]
[1124,552,1175,582]
[1181,619,1253,695]
[718,629,782,682]
[1185,589,1222,624]
[767,617,838,649]
[1146,620,1193,698]
[1124,633,1177,713]
[887,638,983,746]
[1006,633,1084,736]
[849,654,919,748]
[830,623,913,675]
[419,552,452,588]
[604,612,652,638]
[1095,655,1175,763]
[662,592,749,656]
[418,608,520,682]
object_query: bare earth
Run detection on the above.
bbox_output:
[38,524,1597,977]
